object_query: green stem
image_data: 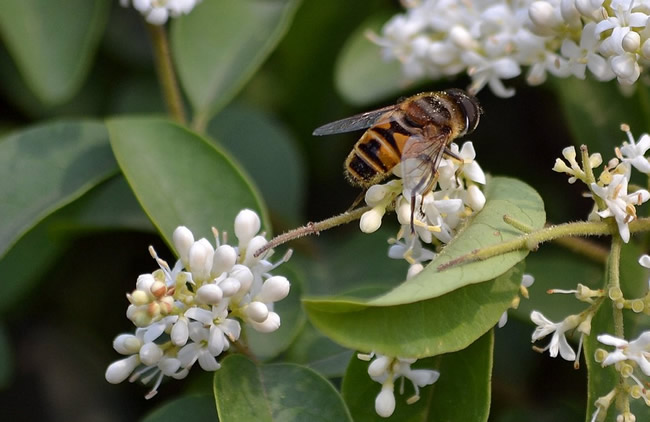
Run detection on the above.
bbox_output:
[147,24,186,124]
[608,233,624,338]
[254,206,373,257]
[438,217,650,270]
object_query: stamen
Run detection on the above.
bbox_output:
[547,288,577,294]
[212,227,221,248]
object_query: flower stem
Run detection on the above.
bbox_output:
[147,24,186,124]
[439,217,650,270]
[608,233,624,338]
[254,206,372,257]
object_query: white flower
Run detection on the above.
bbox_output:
[591,174,650,242]
[106,210,291,398]
[531,311,580,360]
[363,353,440,418]
[120,0,202,25]
[618,127,650,174]
[597,332,650,375]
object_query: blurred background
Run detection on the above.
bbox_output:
[1,0,641,420]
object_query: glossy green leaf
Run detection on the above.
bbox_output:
[53,176,153,233]
[141,395,217,422]
[171,0,301,124]
[304,263,522,358]
[0,0,109,104]
[208,104,306,223]
[246,265,306,361]
[0,120,116,259]
[552,78,650,153]
[343,330,493,422]
[335,13,411,106]
[106,117,267,248]
[213,354,352,422]
[370,177,545,307]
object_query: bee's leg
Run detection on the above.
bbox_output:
[347,189,367,212]
[443,147,462,161]
[410,194,416,234]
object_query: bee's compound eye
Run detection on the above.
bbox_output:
[446,89,482,135]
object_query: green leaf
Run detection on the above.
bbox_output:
[303,177,544,357]
[335,13,411,106]
[370,177,545,307]
[342,330,493,422]
[52,176,154,233]
[304,263,522,358]
[141,395,217,422]
[171,0,301,124]
[552,78,650,153]
[246,264,306,361]
[106,117,267,248]
[208,104,306,223]
[0,0,109,104]
[0,120,116,259]
[213,354,352,422]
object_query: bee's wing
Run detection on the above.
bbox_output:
[400,133,447,199]
[312,104,399,136]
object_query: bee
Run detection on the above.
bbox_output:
[313,89,482,231]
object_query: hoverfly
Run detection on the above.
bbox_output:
[313,89,482,231]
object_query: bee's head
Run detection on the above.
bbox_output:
[445,89,482,136]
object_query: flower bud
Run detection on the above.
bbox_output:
[529,2,561,29]
[259,276,291,303]
[219,277,241,297]
[113,334,142,355]
[466,185,486,211]
[249,311,281,333]
[375,384,396,418]
[246,301,269,323]
[449,25,476,50]
[140,342,163,366]
[129,289,150,306]
[189,239,214,281]
[105,355,139,384]
[136,273,156,292]
[230,265,254,293]
[623,31,641,53]
[211,244,237,277]
[150,280,167,298]
[196,284,223,305]
[360,207,386,233]
[244,236,268,266]
[173,226,194,266]
[368,355,391,377]
[365,184,389,206]
[642,39,650,59]
[235,209,261,246]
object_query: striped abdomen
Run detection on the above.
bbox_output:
[344,119,413,187]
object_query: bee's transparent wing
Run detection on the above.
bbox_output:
[401,134,447,200]
[312,105,399,136]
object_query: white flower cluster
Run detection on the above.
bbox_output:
[360,141,486,273]
[105,210,291,398]
[553,125,650,242]
[119,0,201,25]
[374,0,650,97]
[358,352,440,418]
